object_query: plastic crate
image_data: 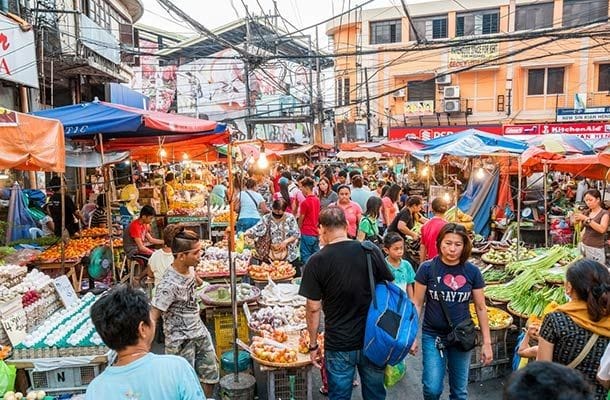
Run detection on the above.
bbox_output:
[213,310,250,357]
[267,366,312,400]
[471,328,510,366]
[27,363,103,393]
[468,360,511,383]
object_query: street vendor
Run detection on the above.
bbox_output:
[120,173,141,216]
[46,176,83,237]
[123,205,164,263]
[160,172,176,214]
[550,182,568,208]
[573,189,609,265]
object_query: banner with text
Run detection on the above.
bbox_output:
[449,43,499,68]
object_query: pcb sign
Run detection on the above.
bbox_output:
[449,44,499,68]
[0,14,38,88]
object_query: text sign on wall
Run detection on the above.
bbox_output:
[0,15,38,88]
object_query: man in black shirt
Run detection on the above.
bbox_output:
[299,206,393,400]
[46,176,83,237]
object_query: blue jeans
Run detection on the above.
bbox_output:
[325,349,385,400]
[421,333,471,400]
[300,234,319,265]
[236,218,259,233]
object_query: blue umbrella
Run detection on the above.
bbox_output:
[6,182,37,244]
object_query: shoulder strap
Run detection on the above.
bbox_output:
[366,251,377,310]
[431,261,454,329]
[567,333,599,369]
[244,190,258,206]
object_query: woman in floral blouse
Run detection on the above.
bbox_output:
[245,198,301,263]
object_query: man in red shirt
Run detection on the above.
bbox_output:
[123,205,164,260]
[420,197,448,262]
[298,177,320,266]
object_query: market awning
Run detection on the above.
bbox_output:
[358,139,423,154]
[278,144,333,156]
[545,153,610,180]
[32,101,227,140]
[0,109,65,172]
[336,151,381,160]
[65,141,129,168]
[413,128,528,163]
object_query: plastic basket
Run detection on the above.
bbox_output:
[27,363,103,393]
[213,311,250,357]
[267,366,312,400]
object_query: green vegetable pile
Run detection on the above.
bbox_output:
[482,268,510,283]
[8,236,60,247]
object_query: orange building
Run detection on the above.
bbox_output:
[326,0,610,141]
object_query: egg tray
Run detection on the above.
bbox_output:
[11,345,109,359]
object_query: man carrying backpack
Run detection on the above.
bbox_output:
[299,206,394,400]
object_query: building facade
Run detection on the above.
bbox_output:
[326,0,610,141]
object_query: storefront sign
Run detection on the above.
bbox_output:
[404,100,434,116]
[556,107,610,122]
[449,43,499,68]
[389,125,502,140]
[0,14,38,88]
[503,123,610,139]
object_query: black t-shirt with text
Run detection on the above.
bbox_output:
[387,208,413,240]
[48,192,79,236]
[299,240,394,352]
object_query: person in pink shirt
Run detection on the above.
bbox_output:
[381,184,401,229]
[333,185,362,239]
[420,197,449,262]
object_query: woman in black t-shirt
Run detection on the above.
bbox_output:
[538,259,610,400]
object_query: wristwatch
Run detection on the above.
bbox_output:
[308,343,319,351]
[586,218,592,225]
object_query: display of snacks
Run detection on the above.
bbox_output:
[196,259,248,278]
[75,227,108,237]
[200,283,260,306]
[249,261,296,281]
[38,237,107,262]
[210,205,230,218]
[469,304,513,330]
[248,305,306,334]
[260,283,305,307]
[212,211,230,224]
[298,331,325,354]
[250,336,298,364]
[13,293,108,359]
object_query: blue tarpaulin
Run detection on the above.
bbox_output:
[32,101,226,139]
[457,168,500,238]
[414,129,528,164]
[6,183,37,243]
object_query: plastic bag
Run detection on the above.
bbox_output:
[384,360,406,388]
[0,360,16,395]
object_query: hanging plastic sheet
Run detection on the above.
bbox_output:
[458,168,500,238]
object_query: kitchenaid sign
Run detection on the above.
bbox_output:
[503,123,610,139]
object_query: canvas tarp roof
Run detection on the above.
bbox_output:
[413,128,528,163]
[0,109,65,172]
[546,153,610,180]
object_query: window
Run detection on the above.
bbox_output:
[337,78,350,106]
[407,80,436,102]
[370,19,402,44]
[515,2,554,31]
[598,64,610,91]
[411,16,448,40]
[563,0,608,28]
[527,67,565,95]
[456,10,500,36]
[88,0,129,36]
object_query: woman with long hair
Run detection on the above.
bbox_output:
[381,184,401,229]
[357,196,382,242]
[318,176,338,209]
[574,189,609,264]
[333,185,362,239]
[538,259,610,400]
[412,223,492,400]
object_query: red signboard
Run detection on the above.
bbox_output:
[503,122,610,139]
[389,125,502,140]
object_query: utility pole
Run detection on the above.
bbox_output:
[315,26,323,144]
[244,10,253,140]
[364,67,371,142]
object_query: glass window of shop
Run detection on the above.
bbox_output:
[88,0,130,38]
[527,67,565,95]
[563,0,608,28]
[407,80,435,102]
[456,9,500,36]
[370,19,402,44]
[515,2,554,31]
[598,64,610,92]
[410,15,448,41]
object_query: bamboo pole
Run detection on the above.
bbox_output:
[98,133,116,282]
[227,139,239,383]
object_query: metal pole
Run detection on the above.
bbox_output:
[516,157,522,259]
[227,140,239,383]
[60,173,66,275]
[98,133,116,281]
[364,67,371,142]
[244,13,253,140]
[543,161,549,247]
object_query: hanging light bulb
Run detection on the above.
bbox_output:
[257,152,269,169]
[159,148,167,158]
[123,160,131,166]
[388,159,395,167]
[421,165,429,177]
[182,153,189,161]
[476,167,485,180]
[0,170,8,180]
[443,192,451,203]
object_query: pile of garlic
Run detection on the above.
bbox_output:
[3,390,46,400]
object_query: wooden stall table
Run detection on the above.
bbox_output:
[33,259,83,292]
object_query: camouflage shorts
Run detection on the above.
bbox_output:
[166,334,220,384]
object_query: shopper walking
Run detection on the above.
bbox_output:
[318,176,339,209]
[574,189,609,265]
[538,259,610,400]
[151,229,219,397]
[333,185,362,239]
[420,198,448,262]
[381,184,401,230]
[298,177,320,265]
[235,178,269,233]
[357,196,382,243]
[413,223,492,400]
[299,206,394,400]
[351,175,372,212]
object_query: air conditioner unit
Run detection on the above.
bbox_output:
[392,89,406,98]
[444,99,461,113]
[436,74,451,85]
[443,86,460,98]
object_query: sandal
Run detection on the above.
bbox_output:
[319,387,328,396]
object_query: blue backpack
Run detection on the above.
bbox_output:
[362,241,419,367]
